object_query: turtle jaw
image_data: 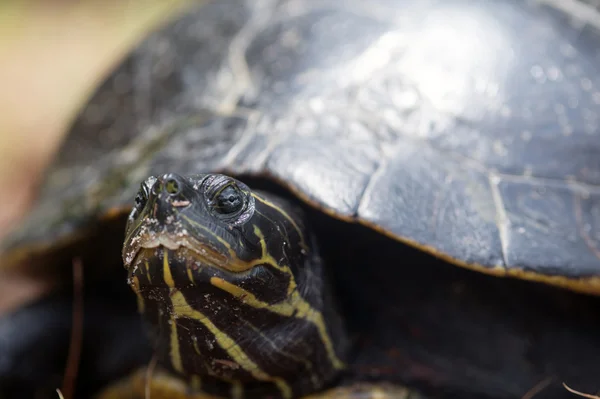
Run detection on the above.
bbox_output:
[123,227,229,273]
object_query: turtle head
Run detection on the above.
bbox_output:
[123,173,347,398]
[122,173,258,272]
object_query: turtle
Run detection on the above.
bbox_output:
[2,0,600,398]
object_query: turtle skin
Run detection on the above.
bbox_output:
[1,0,600,398]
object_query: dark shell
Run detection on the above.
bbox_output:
[3,0,600,293]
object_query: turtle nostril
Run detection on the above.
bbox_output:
[164,178,180,196]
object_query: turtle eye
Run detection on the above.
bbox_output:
[214,185,244,215]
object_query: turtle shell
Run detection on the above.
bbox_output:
[3,1,600,398]
[3,0,600,295]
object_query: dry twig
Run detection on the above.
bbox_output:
[61,258,84,399]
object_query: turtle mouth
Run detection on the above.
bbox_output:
[123,230,229,271]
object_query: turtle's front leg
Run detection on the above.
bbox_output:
[96,368,427,399]
[96,368,218,399]
[301,383,426,399]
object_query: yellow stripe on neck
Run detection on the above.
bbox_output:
[210,276,344,370]
[163,251,184,373]
[169,289,293,399]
